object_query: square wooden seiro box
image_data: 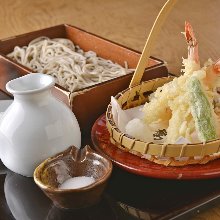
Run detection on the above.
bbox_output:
[0,24,168,138]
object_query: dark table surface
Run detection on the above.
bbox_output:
[2,159,220,220]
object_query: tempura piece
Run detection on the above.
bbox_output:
[125,118,154,142]
[142,22,220,143]
[189,77,217,141]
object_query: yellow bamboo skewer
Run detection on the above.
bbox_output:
[129,0,178,88]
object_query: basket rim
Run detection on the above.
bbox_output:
[106,103,220,147]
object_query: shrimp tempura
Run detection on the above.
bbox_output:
[143,22,220,143]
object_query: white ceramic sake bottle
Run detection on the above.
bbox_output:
[0,73,81,177]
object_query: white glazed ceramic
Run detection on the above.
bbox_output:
[0,100,13,112]
[0,73,81,177]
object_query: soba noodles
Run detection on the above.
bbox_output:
[7,37,133,92]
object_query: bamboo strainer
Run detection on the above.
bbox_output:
[105,0,220,166]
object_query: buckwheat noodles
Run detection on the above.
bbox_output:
[7,37,133,92]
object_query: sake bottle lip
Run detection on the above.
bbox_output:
[6,73,55,95]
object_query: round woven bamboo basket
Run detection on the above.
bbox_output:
[106,77,220,166]
[106,0,220,166]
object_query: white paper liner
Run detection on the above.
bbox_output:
[111,96,191,145]
[110,96,211,162]
[111,96,143,133]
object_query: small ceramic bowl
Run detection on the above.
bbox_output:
[34,145,112,209]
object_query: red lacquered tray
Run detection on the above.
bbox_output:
[91,114,220,180]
